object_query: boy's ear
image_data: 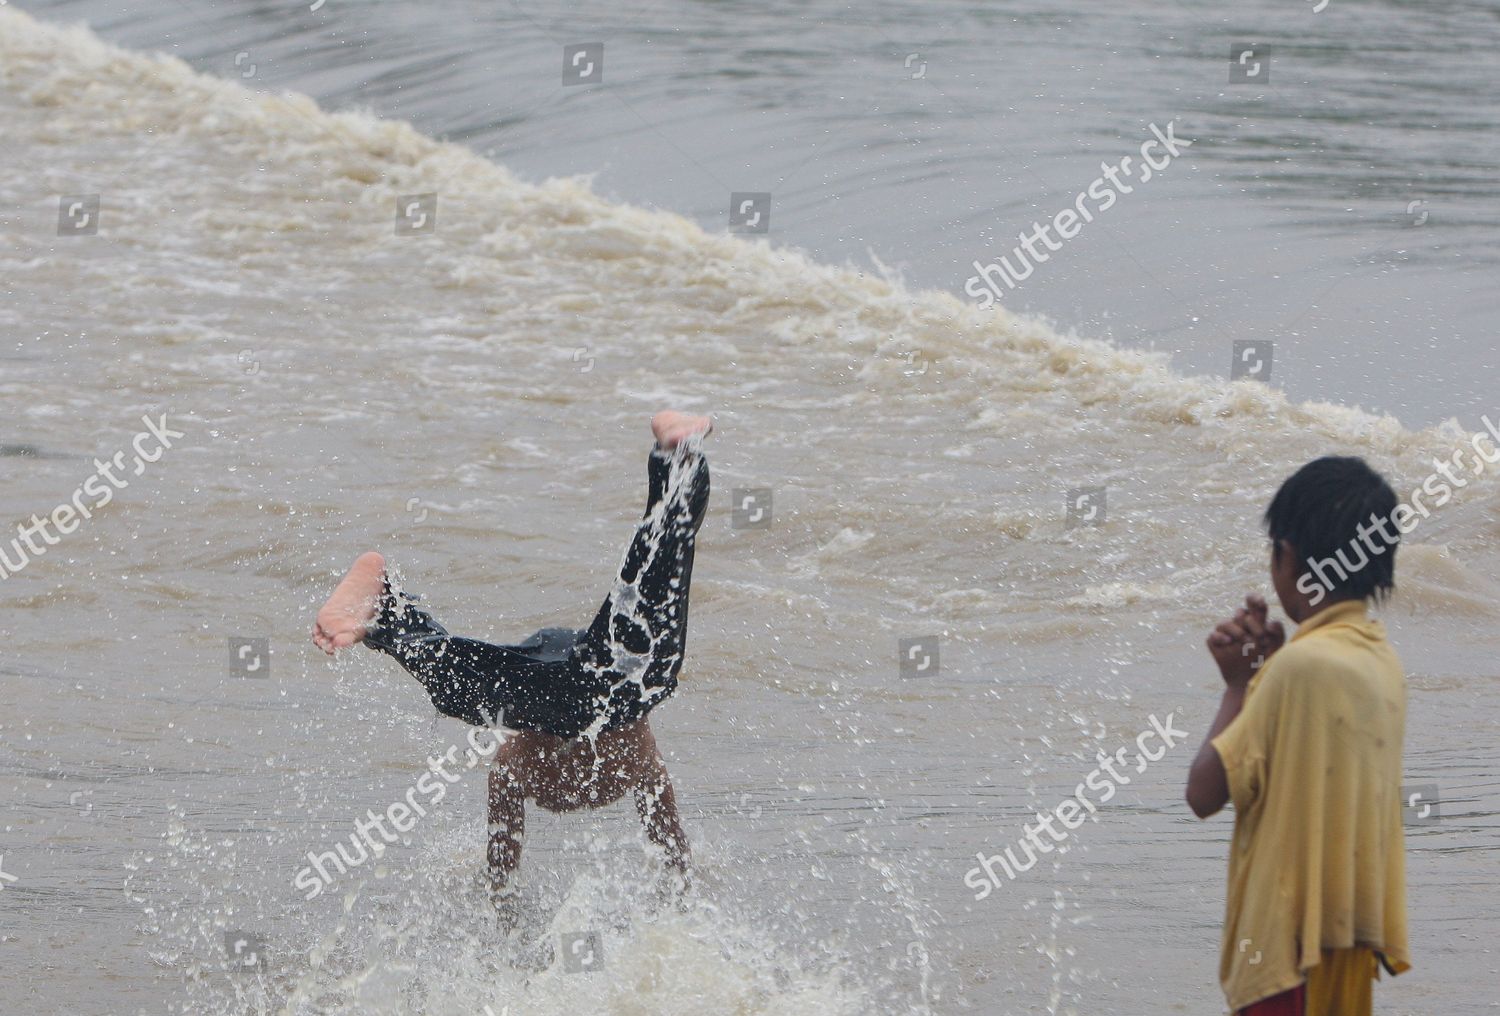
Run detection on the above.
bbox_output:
[1269,539,1293,578]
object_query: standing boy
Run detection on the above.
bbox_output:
[1186,457,1412,1015]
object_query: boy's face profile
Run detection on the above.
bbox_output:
[1269,538,1313,624]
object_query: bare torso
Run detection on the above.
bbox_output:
[503,721,656,812]
[486,717,688,892]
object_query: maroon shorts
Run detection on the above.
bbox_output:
[1240,983,1305,1016]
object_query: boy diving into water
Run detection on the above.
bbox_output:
[311,410,713,895]
[1186,457,1411,1016]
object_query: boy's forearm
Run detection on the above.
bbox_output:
[487,824,522,882]
[637,780,689,871]
[1186,684,1246,818]
[486,778,525,889]
[485,807,524,928]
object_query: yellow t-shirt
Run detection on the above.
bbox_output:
[1211,600,1411,1012]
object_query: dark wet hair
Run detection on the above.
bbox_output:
[1264,456,1400,603]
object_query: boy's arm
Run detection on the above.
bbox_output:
[1186,595,1284,818]
[635,775,689,873]
[619,720,689,873]
[487,764,526,893]
[1187,685,1245,818]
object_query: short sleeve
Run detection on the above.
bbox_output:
[1212,661,1290,814]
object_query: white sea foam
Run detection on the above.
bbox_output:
[0,6,1457,459]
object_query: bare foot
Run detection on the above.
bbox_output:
[651,411,713,449]
[312,551,386,655]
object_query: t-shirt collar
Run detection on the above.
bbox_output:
[1290,598,1369,643]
